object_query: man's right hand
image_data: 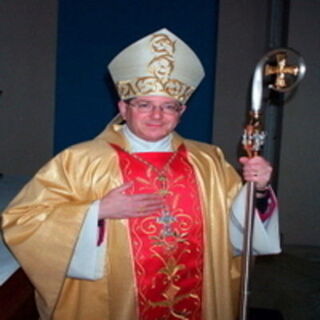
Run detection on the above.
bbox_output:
[98,182,165,219]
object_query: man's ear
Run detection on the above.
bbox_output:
[118,100,127,120]
[179,105,187,116]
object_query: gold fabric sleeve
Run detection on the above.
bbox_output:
[2,139,123,318]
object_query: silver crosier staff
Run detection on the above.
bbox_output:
[238,48,306,320]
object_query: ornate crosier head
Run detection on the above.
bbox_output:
[251,47,306,115]
[108,28,205,104]
[243,48,306,158]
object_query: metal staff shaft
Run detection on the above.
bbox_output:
[239,111,264,320]
[238,48,305,320]
[239,180,256,320]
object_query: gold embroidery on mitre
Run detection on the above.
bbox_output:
[116,33,195,103]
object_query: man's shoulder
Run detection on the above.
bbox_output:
[30,139,119,185]
[68,138,112,151]
[182,138,222,156]
[57,139,116,161]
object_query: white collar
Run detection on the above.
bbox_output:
[122,125,173,152]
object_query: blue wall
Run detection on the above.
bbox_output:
[55,0,219,153]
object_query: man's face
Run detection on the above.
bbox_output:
[118,96,186,142]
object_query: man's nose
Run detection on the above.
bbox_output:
[150,106,163,118]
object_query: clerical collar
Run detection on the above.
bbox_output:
[122,125,173,152]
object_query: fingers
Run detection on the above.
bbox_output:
[99,181,166,219]
[239,156,271,171]
[134,202,164,216]
[129,193,163,202]
[239,156,249,165]
[239,156,272,188]
[129,193,165,215]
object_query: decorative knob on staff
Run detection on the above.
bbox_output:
[239,48,306,320]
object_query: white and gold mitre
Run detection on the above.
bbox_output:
[108,28,205,104]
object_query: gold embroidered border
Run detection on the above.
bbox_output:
[117,78,194,103]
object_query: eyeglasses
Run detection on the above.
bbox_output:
[127,100,183,115]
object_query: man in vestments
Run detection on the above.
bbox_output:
[1,29,280,320]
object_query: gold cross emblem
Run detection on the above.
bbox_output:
[265,53,299,89]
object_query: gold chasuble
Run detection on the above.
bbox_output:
[2,120,242,320]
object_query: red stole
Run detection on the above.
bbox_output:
[113,144,204,320]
